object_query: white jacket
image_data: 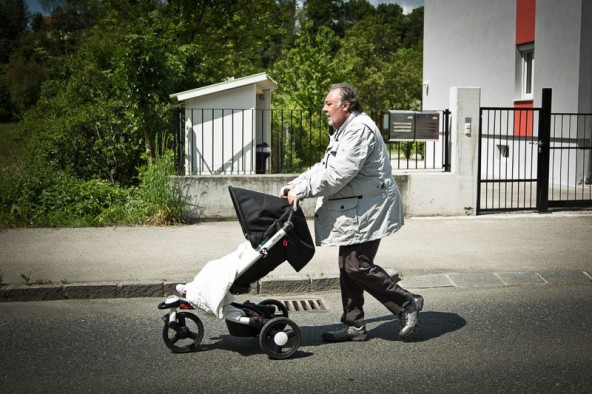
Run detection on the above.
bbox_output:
[291,112,404,246]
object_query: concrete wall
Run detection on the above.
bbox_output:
[173,88,482,220]
[172,174,409,220]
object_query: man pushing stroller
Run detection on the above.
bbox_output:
[281,83,424,342]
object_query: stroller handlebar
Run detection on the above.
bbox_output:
[280,208,294,232]
[257,210,294,257]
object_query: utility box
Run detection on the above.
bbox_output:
[385,110,440,141]
[386,110,415,141]
[415,111,440,140]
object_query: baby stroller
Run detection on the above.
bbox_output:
[157,186,315,359]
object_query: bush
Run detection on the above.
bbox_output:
[0,150,185,227]
[125,150,186,226]
[0,167,128,227]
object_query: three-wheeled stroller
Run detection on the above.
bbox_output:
[157,186,315,359]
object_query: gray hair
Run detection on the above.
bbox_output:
[330,83,363,113]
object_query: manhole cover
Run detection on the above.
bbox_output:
[281,299,327,312]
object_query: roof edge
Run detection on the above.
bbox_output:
[170,72,277,101]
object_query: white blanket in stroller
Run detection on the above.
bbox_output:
[184,241,259,319]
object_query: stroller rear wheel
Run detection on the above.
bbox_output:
[258,299,289,318]
[259,317,301,360]
[162,311,204,353]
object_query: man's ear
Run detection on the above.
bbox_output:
[341,100,350,111]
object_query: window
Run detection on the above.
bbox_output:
[519,43,534,99]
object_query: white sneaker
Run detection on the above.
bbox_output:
[399,295,424,338]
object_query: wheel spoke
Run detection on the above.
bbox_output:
[170,334,180,344]
[187,330,199,340]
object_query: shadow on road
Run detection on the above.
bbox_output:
[182,311,466,359]
[300,311,466,346]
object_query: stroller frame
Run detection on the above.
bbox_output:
[157,208,304,360]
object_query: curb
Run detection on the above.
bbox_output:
[0,272,402,303]
[0,275,352,303]
[2,271,590,302]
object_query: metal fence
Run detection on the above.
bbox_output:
[548,112,592,206]
[174,108,450,175]
[478,106,542,212]
[477,92,591,213]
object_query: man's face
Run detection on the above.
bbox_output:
[323,89,350,130]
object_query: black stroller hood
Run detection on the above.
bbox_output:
[228,186,315,273]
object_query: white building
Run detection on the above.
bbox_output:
[423,0,591,113]
[170,72,277,175]
[423,0,592,196]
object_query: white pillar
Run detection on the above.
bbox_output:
[450,87,481,214]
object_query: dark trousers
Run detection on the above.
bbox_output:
[339,239,412,327]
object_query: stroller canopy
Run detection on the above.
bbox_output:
[228,186,315,273]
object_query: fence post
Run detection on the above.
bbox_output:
[443,109,451,172]
[450,87,481,214]
[536,88,552,212]
[172,108,184,175]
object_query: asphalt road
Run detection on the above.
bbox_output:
[1,284,591,393]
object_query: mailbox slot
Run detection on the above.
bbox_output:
[385,110,440,141]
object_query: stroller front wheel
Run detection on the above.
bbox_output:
[162,311,204,353]
[259,317,301,360]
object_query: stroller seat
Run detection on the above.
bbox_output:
[230,301,277,317]
[228,186,315,293]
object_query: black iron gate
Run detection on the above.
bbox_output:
[478,89,592,214]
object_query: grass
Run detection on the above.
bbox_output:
[20,272,55,285]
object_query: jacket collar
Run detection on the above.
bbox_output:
[333,111,361,139]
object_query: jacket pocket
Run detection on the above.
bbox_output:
[325,197,359,242]
[327,196,359,211]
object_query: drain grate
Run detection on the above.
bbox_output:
[282,299,327,312]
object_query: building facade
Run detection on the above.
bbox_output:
[423,0,591,113]
[423,0,592,190]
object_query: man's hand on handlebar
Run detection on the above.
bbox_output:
[280,186,300,211]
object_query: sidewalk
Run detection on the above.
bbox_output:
[1,211,591,301]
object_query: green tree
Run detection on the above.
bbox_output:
[270,23,346,170]
[304,0,344,36]
[111,15,183,163]
[0,0,28,63]
[19,0,296,183]
[42,0,101,56]
[163,0,295,85]
[5,56,48,115]
[21,24,144,185]
[337,4,422,112]
[303,0,375,38]
[403,6,424,49]
[270,23,346,110]
[342,0,375,31]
